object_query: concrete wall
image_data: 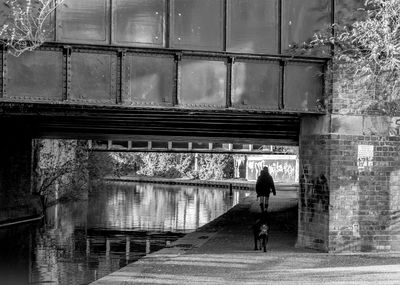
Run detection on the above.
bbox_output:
[246,155,299,183]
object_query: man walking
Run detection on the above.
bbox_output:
[256,166,276,212]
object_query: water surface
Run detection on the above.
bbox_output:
[0,182,247,285]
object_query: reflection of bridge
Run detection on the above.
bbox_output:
[82,229,184,266]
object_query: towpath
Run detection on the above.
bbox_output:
[92,186,400,285]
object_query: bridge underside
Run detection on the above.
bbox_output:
[0,103,301,146]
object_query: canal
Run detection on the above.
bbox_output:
[0,182,249,285]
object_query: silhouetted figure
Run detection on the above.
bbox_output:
[256,167,276,213]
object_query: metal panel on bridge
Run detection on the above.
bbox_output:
[112,0,165,47]
[57,0,110,44]
[171,0,224,51]
[179,57,227,107]
[284,62,324,112]
[227,0,279,54]
[123,53,174,106]
[232,60,280,110]
[70,51,117,103]
[281,0,331,56]
[6,50,63,101]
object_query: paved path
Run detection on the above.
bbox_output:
[92,188,400,285]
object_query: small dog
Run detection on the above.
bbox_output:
[252,214,270,252]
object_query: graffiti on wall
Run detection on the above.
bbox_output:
[389,117,400,136]
[246,155,298,183]
[299,171,329,222]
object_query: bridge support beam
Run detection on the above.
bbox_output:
[298,115,400,253]
[0,123,42,224]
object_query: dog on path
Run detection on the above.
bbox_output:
[252,213,269,252]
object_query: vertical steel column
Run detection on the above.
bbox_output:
[62,46,72,101]
[223,0,227,51]
[226,56,234,108]
[117,50,126,104]
[330,0,335,58]
[53,0,57,41]
[165,0,171,48]
[109,0,113,45]
[278,0,283,54]
[173,52,182,106]
[279,60,286,110]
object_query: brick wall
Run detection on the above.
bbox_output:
[298,134,330,251]
[329,134,400,252]
[299,115,400,252]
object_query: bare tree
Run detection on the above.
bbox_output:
[0,0,64,56]
[32,139,88,208]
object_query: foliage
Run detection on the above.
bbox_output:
[308,0,400,115]
[194,154,234,180]
[137,153,194,178]
[108,152,235,180]
[32,139,89,208]
[0,0,64,56]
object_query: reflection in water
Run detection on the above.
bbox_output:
[89,182,242,232]
[0,182,247,285]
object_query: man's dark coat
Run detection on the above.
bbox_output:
[256,170,276,197]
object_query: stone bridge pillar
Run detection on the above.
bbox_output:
[0,122,41,223]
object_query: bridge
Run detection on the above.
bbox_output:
[1,0,399,255]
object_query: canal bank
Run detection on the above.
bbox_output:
[105,176,299,191]
[0,195,43,227]
[92,188,400,285]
